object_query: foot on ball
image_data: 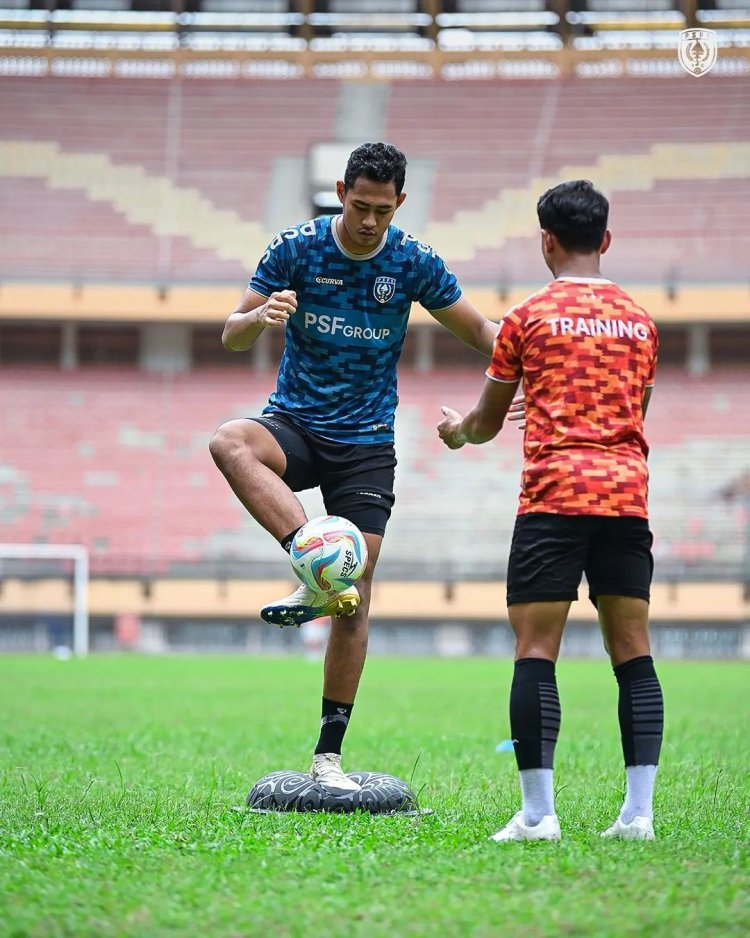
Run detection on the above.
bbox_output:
[310,753,362,795]
[261,584,360,628]
[490,811,561,842]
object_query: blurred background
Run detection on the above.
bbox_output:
[0,0,748,658]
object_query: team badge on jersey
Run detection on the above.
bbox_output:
[678,28,717,77]
[373,276,396,304]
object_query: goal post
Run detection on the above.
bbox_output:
[0,544,89,656]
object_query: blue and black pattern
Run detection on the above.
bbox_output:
[248,216,461,444]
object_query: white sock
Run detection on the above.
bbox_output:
[519,768,555,826]
[620,764,658,823]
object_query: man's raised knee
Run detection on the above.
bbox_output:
[209,420,245,467]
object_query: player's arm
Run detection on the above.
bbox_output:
[429,296,498,357]
[222,288,297,352]
[643,385,653,418]
[438,377,520,449]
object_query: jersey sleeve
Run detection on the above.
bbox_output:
[248,234,295,297]
[413,250,462,311]
[486,307,523,383]
[646,322,658,386]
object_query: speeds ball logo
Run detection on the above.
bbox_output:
[339,549,357,580]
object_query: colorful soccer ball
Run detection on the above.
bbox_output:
[290,515,368,593]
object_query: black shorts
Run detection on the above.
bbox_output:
[507,513,654,607]
[250,414,396,537]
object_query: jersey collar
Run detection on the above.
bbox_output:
[555,276,613,283]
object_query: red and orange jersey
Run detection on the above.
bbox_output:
[487,277,657,518]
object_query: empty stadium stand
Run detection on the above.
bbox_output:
[1,76,748,286]
[387,77,750,284]
[0,77,339,282]
[1,366,747,580]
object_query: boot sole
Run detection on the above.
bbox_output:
[261,594,360,629]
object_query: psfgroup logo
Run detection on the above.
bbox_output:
[679,29,718,77]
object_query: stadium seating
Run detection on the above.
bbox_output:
[0,77,339,282]
[1,76,747,285]
[1,366,747,579]
[386,77,750,284]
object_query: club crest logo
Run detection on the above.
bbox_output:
[678,29,718,77]
[373,276,396,304]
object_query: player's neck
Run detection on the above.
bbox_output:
[554,261,603,280]
[334,215,376,256]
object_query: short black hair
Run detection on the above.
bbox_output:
[537,180,609,253]
[344,142,407,196]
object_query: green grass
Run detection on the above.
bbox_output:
[0,655,748,937]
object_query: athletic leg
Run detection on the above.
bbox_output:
[598,596,663,839]
[309,443,394,790]
[322,533,380,702]
[506,602,567,832]
[589,520,663,840]
[309,534,381,791]
[212,417,358,627]
[314,533,381,754]
[493,514,586,842]
[209,417,307,540]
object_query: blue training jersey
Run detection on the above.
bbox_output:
[248,215,461,444]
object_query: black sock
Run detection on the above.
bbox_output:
[510,657,561,770]
[314,697,353,755]
[614,655,664,766]
[280,526,303,554]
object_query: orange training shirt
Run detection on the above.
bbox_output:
[487,277,658,518]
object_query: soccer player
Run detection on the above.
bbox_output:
[437,180,663,842]
[210,142,498,794]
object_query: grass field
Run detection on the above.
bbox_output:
[0,655,748,937]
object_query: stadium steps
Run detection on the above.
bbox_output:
[1,76,748,283]
[0,77,338,281]
[1,367,747,577]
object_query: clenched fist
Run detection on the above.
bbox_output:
[258,290,297,326]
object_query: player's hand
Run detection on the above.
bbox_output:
[507,393,526,430]
[258,290,297,326]
[437,406,466,450]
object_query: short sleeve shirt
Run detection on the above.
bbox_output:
[249,215,461,443]
[487,277,658,518]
